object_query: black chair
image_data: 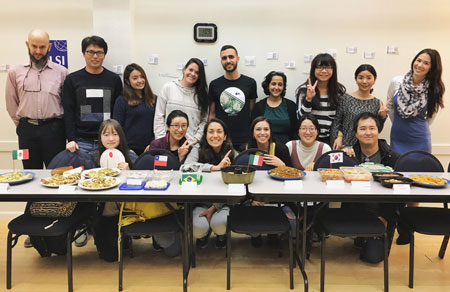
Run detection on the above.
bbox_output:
[316,207,388,292]
[7,204,89,292]
[119,212,185,291]
[120,150,187,291]
[226,206,294,290]
[313,151,389,291]
[133,149,180,170]
[313,150,359,170]
[393,150,449,288]
[233,148,272,170]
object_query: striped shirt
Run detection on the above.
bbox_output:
[296,87,337,141]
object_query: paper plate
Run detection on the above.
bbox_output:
[78,177,121,191]
[100,149,126,168]
[82,167,121,178]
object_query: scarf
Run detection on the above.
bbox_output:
[396,70,429,118]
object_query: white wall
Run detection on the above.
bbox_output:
[0,0,450,215]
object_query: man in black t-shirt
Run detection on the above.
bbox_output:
[208,45,257,151]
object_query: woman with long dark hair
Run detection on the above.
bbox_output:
[113,63,156,155]
[154,58,209,143]
[295,53,346,145]
[387,48,445,154]
[183,118,236,248]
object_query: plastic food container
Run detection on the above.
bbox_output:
[150,169,172,181]
[340,166,371,182]
[380,177,413,188]
[221,165,256,184]
[372,172,403,182]
[127,171,148,180]
[318,168,344,181]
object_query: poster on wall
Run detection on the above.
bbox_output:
[49,40,68,69]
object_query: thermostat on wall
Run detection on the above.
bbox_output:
[194,23,217,43]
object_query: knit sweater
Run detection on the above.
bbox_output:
[154,80,207,142]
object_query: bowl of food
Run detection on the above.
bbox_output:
[380,177,413,188]
[372,172,404,182]
[318,168,344,181]
[221,165,256,184]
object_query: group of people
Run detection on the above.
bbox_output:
[5,29,445,263]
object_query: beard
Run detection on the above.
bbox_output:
[222,62,237,73]
[28,49,49,69]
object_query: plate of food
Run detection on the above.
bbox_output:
[40,173,81,188]
[82,168,120,178]
[0,171,34,185]
[78,177,120,191]
[408,174,450,188]
[268,166,306,180]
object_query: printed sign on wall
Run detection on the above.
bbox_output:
[49,40,68,69]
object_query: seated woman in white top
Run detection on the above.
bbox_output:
[183,118,236,249]
[285,114,331,171]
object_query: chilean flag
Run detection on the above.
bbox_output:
[154,155,168,167]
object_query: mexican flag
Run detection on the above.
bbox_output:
[12,149,29,160]
[249,154,263,166]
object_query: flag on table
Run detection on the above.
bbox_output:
[154,155,168,167]
[249,154,263,166]
[12,149,29,160]
[329,152,343,164]
[182,174,197,182]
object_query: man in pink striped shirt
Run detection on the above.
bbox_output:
[5,29,68,169]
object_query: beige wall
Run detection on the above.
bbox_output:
[0,0,449,215]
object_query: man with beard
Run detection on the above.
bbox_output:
[208,45,257,151]
[6,29,68,169]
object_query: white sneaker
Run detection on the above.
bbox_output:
[24,236,32,248]
[75,231,89,247]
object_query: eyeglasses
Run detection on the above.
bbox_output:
[23,65,42,92]
[299,127,317,133]
[85,50,105,57]
[170,124,188,130]
[315,66,333,71]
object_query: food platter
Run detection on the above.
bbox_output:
[0,171,34,185]
[380,177,413,188]
[40,174,81,188]
[78,177,121,191]
[408,175,450,188]
[144,181,171,191]
[267,167,306,181]
[82,168,120,178]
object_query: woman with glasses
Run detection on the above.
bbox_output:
[153,58,209,144]
[149,110,195,163]
[295,53,346,145]
[251,71,298,144]
[330,64,388,150]
[387,48,445,154]
[113,63,156,155]
[286,114,331,171]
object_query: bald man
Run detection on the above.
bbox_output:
[5,29,68,169]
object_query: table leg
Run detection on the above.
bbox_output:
[302,201,308,268]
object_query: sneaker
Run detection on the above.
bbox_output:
[196,230,211,249]
[74,230,89,247]
[215,235,226,249]
[250,235,263,248]
[152,238,163,251]
[24,236,32,248]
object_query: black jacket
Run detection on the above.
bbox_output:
[352,139,400,168]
